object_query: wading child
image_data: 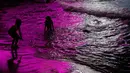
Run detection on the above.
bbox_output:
[44,16,55,47]
[8,19,22,59]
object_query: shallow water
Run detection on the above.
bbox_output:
[59,0,130,73]
[0,2,92,73]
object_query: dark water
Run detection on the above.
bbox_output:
[72,16,130,73]
[62,0,130,73]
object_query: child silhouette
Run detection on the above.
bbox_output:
[44,16,55,47]
[8,19,22,59]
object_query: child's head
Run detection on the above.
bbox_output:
[15,19,22,28]
[46,16,51,21]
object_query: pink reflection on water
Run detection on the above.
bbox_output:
[0,2,85,73]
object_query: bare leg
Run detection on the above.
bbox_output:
[11,39,15,59]
[46,40,53,48]
[15,38,19,47]
[15,48,18,59]
[14,38,19,59]
[11,39,15,48]
[11,48,15,59]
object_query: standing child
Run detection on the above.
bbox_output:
[44,16,55,48]
[8,19,22,59]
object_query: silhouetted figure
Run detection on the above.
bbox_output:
[8,19,22,59]
[8,57,21,73]
[46,0,50,3]
[44,16,55,47]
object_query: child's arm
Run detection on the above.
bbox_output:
[18,28,22,40]
[52,22,55,31]
[44,22,47,31]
